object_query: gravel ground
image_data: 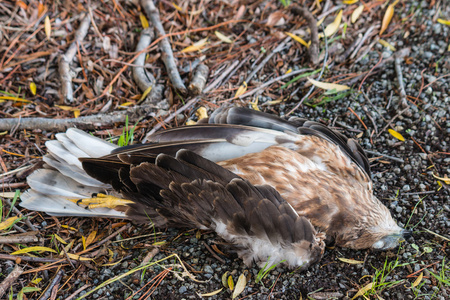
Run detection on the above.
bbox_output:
[1,0,449,299]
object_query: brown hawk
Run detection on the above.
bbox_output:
[21,107,410,268]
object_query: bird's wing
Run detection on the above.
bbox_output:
[209,106,371,177]
[107,124,300,164]
[119,150,325,268]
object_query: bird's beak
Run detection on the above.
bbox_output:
[373,229,413,250]
[401,229,413,239]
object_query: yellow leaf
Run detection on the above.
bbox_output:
[12,246,57,255]
[119,101,134,107]
[388,129,405,141]
[181,38,208,53]
[73,109,80,118]
[378,39,396,51]
[250,97,260,111]
[200,288,223,297]
[235,81,247,97]
[185,120,197,126]
[352,282,374,299]
[31,278,42,284]
[338,258,364,264]
[44,16,51,39]
[228,275,234,291]
[65,253,92,261]
[307,78,350,91]
[29,82,37,96]
[140,14,149,29]
[412,272,423,288]
[232,273,247,299]
[195,107,208,120]
[86,231,97,247]
[437,19,450,26]
[54,234,68,245]
[61,225,78,231]
[285,68,292,74]
[320,10,343,38]
[82,235,86,250]
[317,17,325,27]
[0,96,32,103]
[222,271,229,288]
[139,86,153,102]
[172,2,183,12]
[343,0,359,4]
[215,31,232,43]
[285,32,308,47]
[0,216,19,231]
[380,2,396,36]
[432,173,450,184]
[351,5,364,23]
[0,192,18,198]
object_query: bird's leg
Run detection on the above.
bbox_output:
[70,193,134,210]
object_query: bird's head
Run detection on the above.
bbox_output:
[337,197,412,250]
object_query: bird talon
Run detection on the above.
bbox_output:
[68,195,133,209]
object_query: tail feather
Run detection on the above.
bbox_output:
[66,128,118,157]
[20,128,121,218]
[26,169,102,198]
[21,190,125,218]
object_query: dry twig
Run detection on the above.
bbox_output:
[59,14,91,104]
[141,0,187,94]
[188,64,210,95]
[40,270,64,300]
[0,105,158,132]
[132,28,156,94]
[394,52,410,109]
[0,233,39,244]
[0,264,23,298]
[291,5,319,65]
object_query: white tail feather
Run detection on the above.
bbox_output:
[20,128,122,218]
[21,190,125,218]
[66,128,118,157]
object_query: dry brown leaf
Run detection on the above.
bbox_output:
[380,1,398,35]
[266,11,285,27]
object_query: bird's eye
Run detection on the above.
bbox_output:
[372,240,385,249]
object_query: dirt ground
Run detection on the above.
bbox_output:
[0,0,449,299]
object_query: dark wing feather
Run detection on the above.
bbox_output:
[120,150,323,268]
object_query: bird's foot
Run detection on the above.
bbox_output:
[71,193,134,210]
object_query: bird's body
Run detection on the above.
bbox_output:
[21,107,408,268]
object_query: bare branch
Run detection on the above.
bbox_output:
[141,0,187,94]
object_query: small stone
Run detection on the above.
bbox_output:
[179,286,187,294]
